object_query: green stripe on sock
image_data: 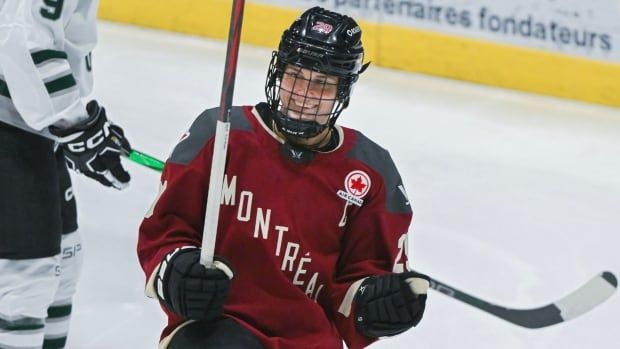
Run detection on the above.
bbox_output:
[31,50,68,65]
[43,336,67,349]
[44,74,76,94]
[47,304,72,319]
[0,317,45,331]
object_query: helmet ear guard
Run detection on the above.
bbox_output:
[265,7,368,140]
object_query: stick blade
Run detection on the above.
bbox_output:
[502,271,617,328]
[427,270,617,329]
[554,271,617,323]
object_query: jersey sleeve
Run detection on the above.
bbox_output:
[328,149,413,349]
[0,0,97,130]
[137,109,218,295]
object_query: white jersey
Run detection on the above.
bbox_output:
[0,0,98,138]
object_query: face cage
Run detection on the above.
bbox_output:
[265,52,350,139]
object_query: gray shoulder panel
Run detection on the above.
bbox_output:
[347,131,412,214]
[168,106,252,165]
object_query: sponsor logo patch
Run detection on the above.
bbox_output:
[337,170,371,207]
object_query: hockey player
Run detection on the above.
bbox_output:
[0,1,131,348]
[138,7,429,349]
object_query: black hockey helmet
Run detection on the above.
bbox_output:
[265,7,369,139]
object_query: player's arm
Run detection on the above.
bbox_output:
[0,0,93,129]
[137,109,234,321]
[329,158,429,348]
[0,1,131,189]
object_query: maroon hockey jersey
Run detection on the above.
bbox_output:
[138,105,414,349]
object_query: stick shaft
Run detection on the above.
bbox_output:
[201,0,245,266]
[218,0,245,123]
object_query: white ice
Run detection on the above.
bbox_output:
[65,21,620,348]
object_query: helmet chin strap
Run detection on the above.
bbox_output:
[271,111,335,150]
[273,110,329,139]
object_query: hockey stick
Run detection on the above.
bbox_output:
[125,2,245,266]
[422,270,617,328]
[200,0,246,267]
[130,150,618,328]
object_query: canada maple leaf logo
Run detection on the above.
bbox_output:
[349,176,367,194]
[344,170,371,198]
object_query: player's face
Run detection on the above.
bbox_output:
[279,65,339,125]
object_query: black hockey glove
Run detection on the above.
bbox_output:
[354,271,430,338]
[156,248,234,321]
[49,100,131,190]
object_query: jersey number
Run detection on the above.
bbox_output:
[40,0,64,20]
[393,234,409,273]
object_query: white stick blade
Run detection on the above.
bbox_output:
[555,271,617,321]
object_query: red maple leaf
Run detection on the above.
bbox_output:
[350,176,367,193]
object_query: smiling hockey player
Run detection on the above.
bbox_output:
[138,7,429,349]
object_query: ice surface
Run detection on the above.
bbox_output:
[65,21,620,349]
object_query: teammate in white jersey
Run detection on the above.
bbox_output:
[0,1,131,348]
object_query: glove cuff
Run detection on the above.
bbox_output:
[48,104,101,140]
[398,271,430,296]
[213,256,235,280]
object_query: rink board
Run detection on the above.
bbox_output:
[98,0,620,108]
